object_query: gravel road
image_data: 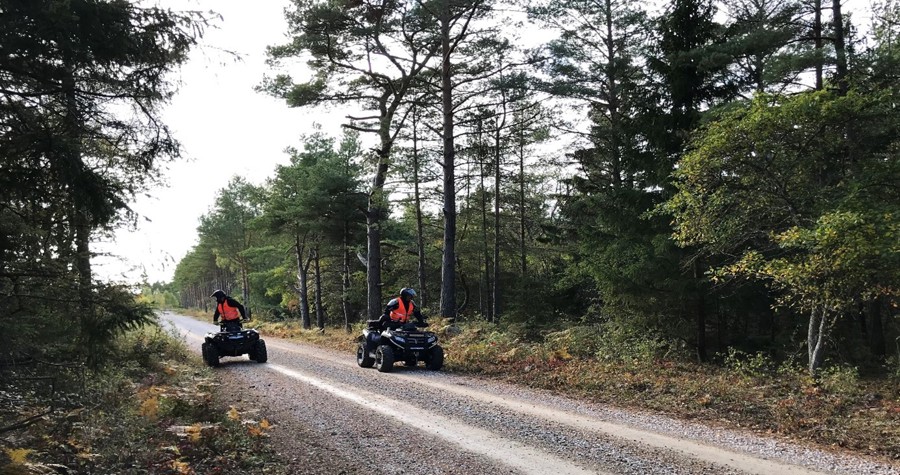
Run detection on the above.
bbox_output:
[161,311,899,475]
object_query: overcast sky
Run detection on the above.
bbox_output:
[94,0,875,285]
[94,0,348,283]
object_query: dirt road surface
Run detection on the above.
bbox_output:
[161,311,898,475]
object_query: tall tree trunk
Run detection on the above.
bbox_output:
[74,209,92,312]
[342,224,352,333]
[605,0,622,189]
[518,129,527,284]
[314,247,324,331]
[813,0,823,90]
[439,5,457,321]
[295,234,311,329]
[412,106,427,309]
[808,306,828,374]
[240,262,250,317]
[479,122,492,321]
[832,0,848,95]
[492,118,502,322]
[62,67,92,317]
[693,258,707,362]
[867,297,886,359]
[367,145,389,320]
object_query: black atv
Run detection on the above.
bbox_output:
[357,321,443,372]
[201,320,267,367]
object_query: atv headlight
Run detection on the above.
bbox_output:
[394,336,406,343]
[427,336,437,343]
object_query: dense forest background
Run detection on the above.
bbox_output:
[2,0,897,467]
[0,0,896,378]
[160,0,900,376]
[1,0,207,366]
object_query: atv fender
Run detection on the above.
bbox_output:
[367,332,381,345]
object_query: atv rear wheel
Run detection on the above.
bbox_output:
[375,345,394,373]
[357,342,375,368]
[252,340,268,363]
[203,342,220,367]
[425,345,444,370]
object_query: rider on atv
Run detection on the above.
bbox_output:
[374,287,427,330]
[211,289,246,332]
[358,287,442,372]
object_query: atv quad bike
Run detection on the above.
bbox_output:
[357,321,443,373]
[201,320,267,367]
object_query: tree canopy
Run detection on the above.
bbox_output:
[163,0,899,376]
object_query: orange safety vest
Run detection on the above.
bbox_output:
[389,298,414,323]
[217,300,241,321]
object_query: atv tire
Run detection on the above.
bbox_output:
[425,345,444,371]
[251,340,268,363]
[357,342,375,368]
[203,342,220,367]
[375,345,395,373]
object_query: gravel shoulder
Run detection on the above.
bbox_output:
[163,312,900,475]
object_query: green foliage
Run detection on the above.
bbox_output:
[818,365,861,395]
[719,0,813,93]
[1,0,207,368]
[172,0,900,385]
[669,91,899,308]
[173,129,367,329]
[172,240,234,310]
[543,326,604,359]
[265,129,365,242]
[668,88,899,370]
[723,348,774,378]
[593,319,690,363]
[731,210,899,312]
[198,177,265,274]
[114,323,188,372]
[79,284,156,367]
[138,282,179,309]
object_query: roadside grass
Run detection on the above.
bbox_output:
[239,315,900,461]
[0,323,287,475]
[440,323,900,460]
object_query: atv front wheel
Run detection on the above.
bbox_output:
[203,342,220,367]
[252,340,268,363]
[375,345,394,373]
[425,345,444,371]
[357,342,375,368]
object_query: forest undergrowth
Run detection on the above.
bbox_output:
[0,324,286,475]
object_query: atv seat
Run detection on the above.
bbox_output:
[220,320,244,332]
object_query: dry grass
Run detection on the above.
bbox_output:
[0,325,287,475]
[439,324,900,461]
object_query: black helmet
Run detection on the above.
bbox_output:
[211,289,226,299]
[399,288,416,299]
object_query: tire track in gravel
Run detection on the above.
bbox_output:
[162,312,898,475]
[259,337,821,475]
[172,321,599,474]
[268,363,604,475]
